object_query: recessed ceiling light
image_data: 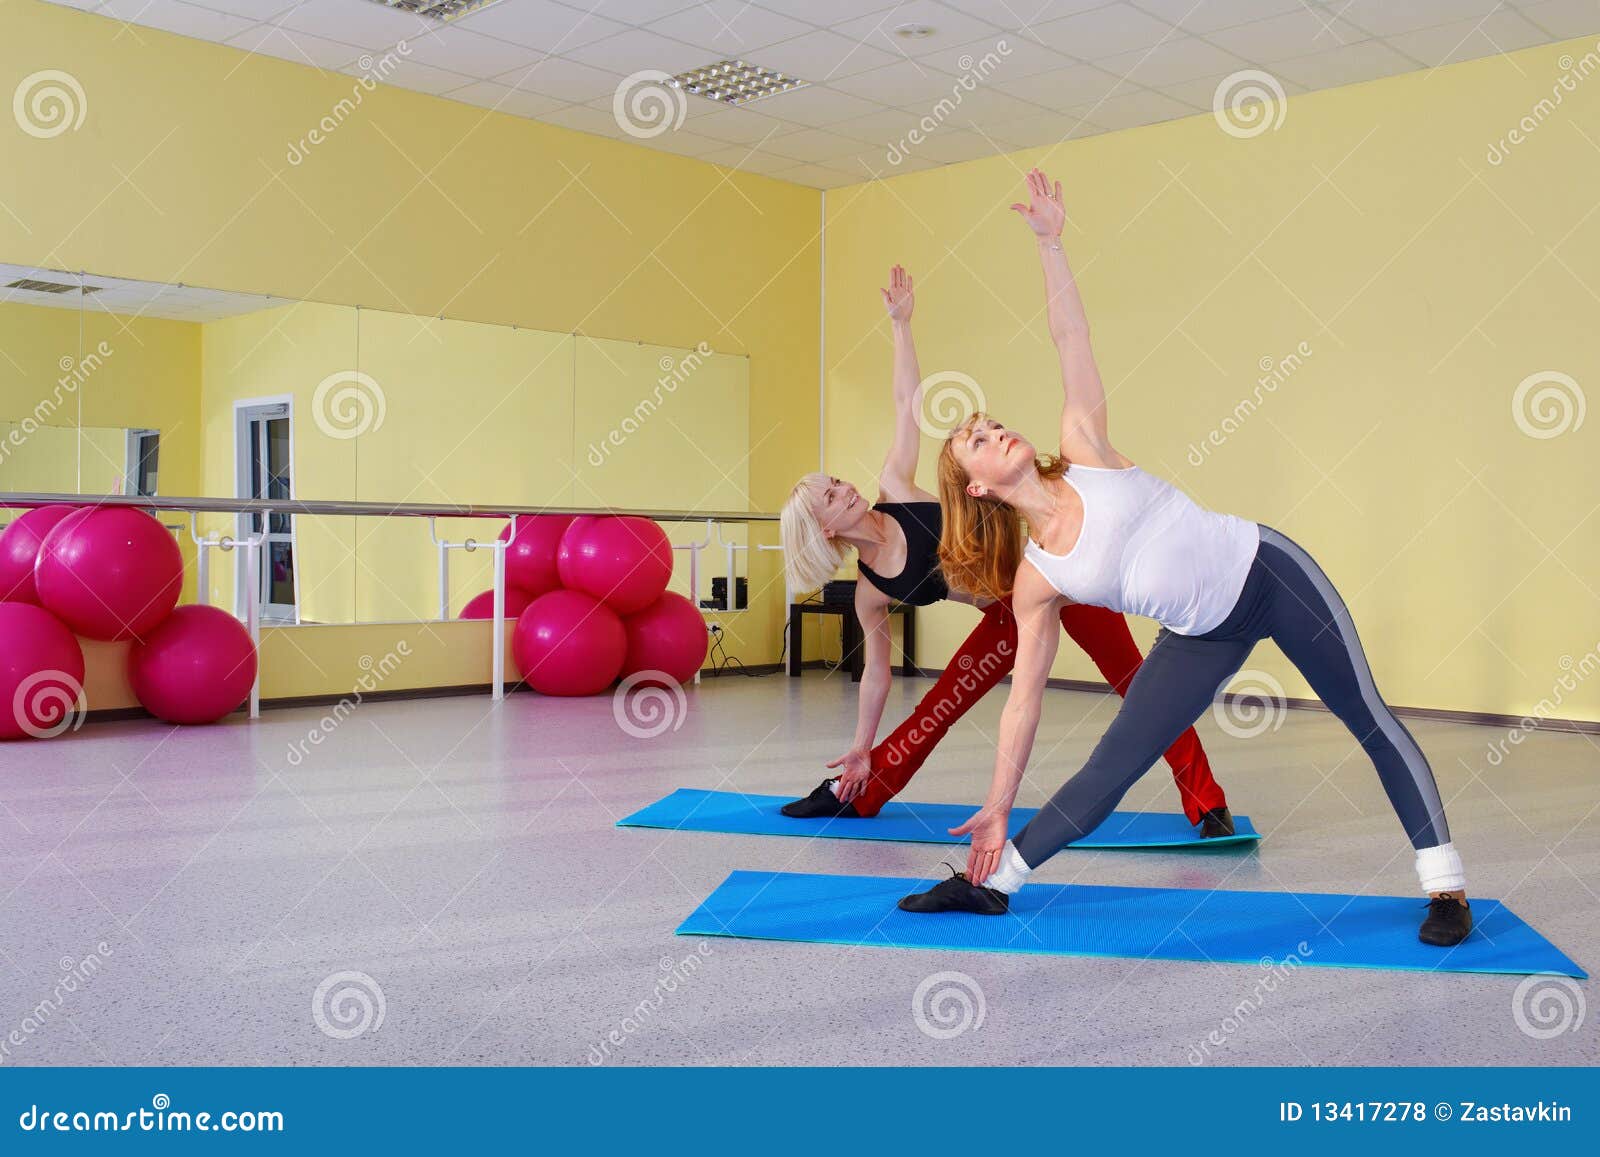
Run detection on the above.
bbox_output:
[894,23,937,39]
[359,0,508,21]
[668,60,808,106]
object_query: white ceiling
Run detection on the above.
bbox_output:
[0,263,277,321]
[41,0,1600,187]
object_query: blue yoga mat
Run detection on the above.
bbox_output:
[618,788,1261,849]
[678,870,1585,978]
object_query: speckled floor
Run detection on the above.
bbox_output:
[1,671,1595,1067]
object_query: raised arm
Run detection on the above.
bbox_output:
[827,579,894,803]
[876,265,926,500]
[949,562,1062,882]
[1012,169,1123,468]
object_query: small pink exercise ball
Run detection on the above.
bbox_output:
[36,507,183,641]
[622,593,709,686]
[499,514,574,598]
[556,515,672,615]
[459,587,534,620]
[0,506,81,605]
[0,602,86,741]
[127,605,258,725]
[512,589,625,697]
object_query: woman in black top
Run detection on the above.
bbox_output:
[778,266,1232,832]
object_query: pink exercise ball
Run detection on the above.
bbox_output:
[459,587,534,620]
[512,589,625,697]
[0,602,86,741]
[127,605,257,725]
[499,515,574,598]
[556,515,672,615]
[36,507,183,642]
[0,506,81,605]
[623,593,709,686]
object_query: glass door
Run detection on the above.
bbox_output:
[237,401,297,624]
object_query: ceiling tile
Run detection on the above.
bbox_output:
[1205,8,1370,63]
[452,0,627,51]
[992,61,1133,107]
[536,102,632,138]
[274,0,433,52]
[1098,34,1250,85]
[737,29,902,82]
[756,85,882,128]
[829,59,972,103]
[832,0,1004,58]
[752,0,898,25]
[1273,39,1419,88]
[1334,1,1514,38]
[769,161,858,188]
[1383,10,1551,67]
[1066,86,1198,129]
[225,25,366,70]
[398,27,548,78]
[94,0,256,41]
[698,144,810,175]
[764,126,870,162]
[679,104,796,145]
[848,148,940,178]
[445,80,570,118]
[181,0,293,16]
[895,126,1018,163]
[495,55,626,103]
[1126,0,1307,35]
[1028,3,1181,60]
[646,1,814,54]
[634,127,730,157]
[913,32,1075,80]
[828,105,941,145]
[348,56,476,96]
[1515,0,1600,38]
[983,109,1108,148]
[1159,68,1305,109]
[562,28,718,75]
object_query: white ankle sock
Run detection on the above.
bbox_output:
[985,842,1033,894]
[1414,842,1466,895]
[828,778,843,799]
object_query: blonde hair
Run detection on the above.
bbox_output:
[780,472,850,595]
[936,412,1067,601]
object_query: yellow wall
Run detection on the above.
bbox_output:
[824,36,1600,722]
[2,0,818,692]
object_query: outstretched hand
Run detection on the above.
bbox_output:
[880,263,914,323]
[1011,167,1065,240]
[949,804,1011,884]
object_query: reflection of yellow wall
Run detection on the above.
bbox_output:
[825,36,1600,722]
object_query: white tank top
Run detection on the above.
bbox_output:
[1023,465,1259,636]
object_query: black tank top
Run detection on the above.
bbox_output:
[857,501,949,606]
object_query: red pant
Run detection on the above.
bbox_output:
[854,599,1227,822]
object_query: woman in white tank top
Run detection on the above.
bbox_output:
[896,168,1471,948]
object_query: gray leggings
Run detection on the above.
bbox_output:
[1012,526,1451,867]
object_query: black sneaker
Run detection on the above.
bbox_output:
[1418,896,1472,946]
[779,778,860,819]
[1198,807,1235,838]
[898,865,1009,915]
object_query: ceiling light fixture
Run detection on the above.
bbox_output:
[359,0,508,22]
[894,24,937,39]
[668,60,807,106]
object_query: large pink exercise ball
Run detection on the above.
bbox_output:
[500,515,574,598]
[127,605,257,725]
[556,516,672,615]
[512,589,625,697]
[0,506,81,605]
[36,507,183,641]
[0,602,86,741]
[622,593,709,686]
[459,587,534,620]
